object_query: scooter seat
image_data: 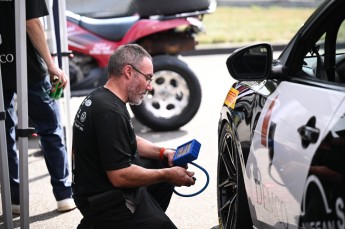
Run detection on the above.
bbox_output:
[66,11,139,42]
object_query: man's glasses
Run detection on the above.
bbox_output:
[128,64,153,84]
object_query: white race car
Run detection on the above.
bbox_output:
[217,0,345,228]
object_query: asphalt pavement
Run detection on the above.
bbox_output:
[0,0,318,229]
[0,41,281,229]
[0,51,233,229]
[0,41,285,229]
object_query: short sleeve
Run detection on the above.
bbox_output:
[95,111,134,171]
[26,0,49,20]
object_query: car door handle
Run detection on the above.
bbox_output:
[298,125,320,148]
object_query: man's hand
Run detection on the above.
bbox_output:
[163,148,176,167]
[49,65,68,89]
[166,166,195,187]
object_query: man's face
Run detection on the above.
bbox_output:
[128,57,153,105]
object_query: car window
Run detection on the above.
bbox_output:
[337,21,345,46]
[302,34,325,78]
[335,21,345,83]
[301,19,345,84]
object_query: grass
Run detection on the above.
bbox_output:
[196,6,316,44]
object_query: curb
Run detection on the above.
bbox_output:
[217,0,322,8]
[181,43,286,56]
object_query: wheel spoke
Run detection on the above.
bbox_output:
[220,192,238,229]
[221,137,236,177]
[221,138,237,180]
[228,194,238,229]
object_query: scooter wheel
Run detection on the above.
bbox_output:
[130,55,201,131]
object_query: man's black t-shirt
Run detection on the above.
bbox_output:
[72,86,144,218]
[0,0,49,90]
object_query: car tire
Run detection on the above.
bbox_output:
[217,122,252,229]
[130,55,202,131]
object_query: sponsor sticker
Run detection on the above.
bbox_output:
[224,87,239,109]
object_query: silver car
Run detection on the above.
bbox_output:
[217,0,345,228]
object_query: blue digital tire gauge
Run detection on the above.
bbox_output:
[172,139,209,197]
[173,139,201,166]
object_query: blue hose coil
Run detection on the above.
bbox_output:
[173,161,209,197]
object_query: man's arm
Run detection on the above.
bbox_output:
[26,18,67,88]
[107,136,195,188]
[136,135,175,166]
[106,164,195,188]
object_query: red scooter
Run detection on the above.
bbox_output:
[66,0,215,131]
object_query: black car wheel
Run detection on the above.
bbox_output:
[130,55,202,131]
[217,122,252,229]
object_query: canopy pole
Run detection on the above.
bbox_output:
[14,0,30,228]
[53,0,72,164]
[0,35,14,229]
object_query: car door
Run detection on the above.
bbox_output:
[244,81,345,229]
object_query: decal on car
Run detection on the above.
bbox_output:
[300,175,345,228]
[224,87,239,109]
[261,95,278,147]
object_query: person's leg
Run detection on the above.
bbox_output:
[3,90,20,205]
[140,158,174,211]
[76,218,95,229]
[116,190,177,229]
[27,78,72,201]
[146,177,174,211]
[79,189,177,229]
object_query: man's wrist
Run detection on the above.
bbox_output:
[159,147,166,160]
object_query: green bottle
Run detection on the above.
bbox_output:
[50,77,63,99]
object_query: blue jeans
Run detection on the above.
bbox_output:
[4,77,72,204]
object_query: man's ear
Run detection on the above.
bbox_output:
[123,64,133,79]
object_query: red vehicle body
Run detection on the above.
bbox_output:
[66,0,215,130]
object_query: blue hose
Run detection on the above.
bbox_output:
[173,161,210,197]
